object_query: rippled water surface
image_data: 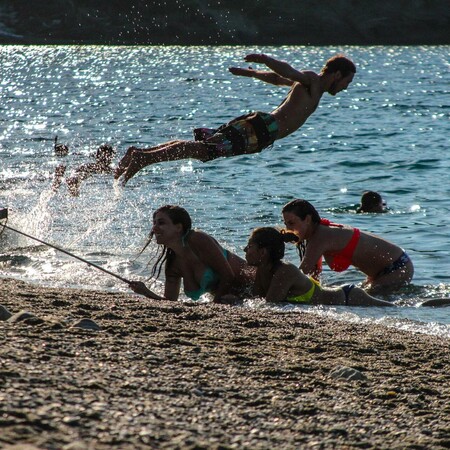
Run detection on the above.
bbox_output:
[1,45,449,335]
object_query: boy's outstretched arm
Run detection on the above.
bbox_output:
[244,53,318,87]
[228,66,293,86]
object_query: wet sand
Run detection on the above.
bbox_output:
[1,277,449,449]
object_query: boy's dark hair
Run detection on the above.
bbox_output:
[321,55,356,77]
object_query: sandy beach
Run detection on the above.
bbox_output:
[1,277,449,449]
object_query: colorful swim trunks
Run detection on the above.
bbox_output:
[193,111,279,160]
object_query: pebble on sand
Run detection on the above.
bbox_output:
[330,366,366,381]
[0,304,12,321]
[71,318,101,330]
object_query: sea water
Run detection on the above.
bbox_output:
[0,45,449,336]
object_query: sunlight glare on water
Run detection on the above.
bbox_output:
[0,45,449,334]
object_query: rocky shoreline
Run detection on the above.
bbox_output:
[1,277,449,449]
[1,1,449,46]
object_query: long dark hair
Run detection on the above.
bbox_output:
[140,205,192,280]
[281,199,321,261]
[250,227,298,265]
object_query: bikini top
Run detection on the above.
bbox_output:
[320,218,361,272]
[184,248,228,301]
[287,277,322,304]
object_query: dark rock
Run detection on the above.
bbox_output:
[7,310,37,323]
[71,318,101,330]
[0,0,448,45]
[0,304,12,320]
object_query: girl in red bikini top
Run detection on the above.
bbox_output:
[282,199,361,278]
[320,218,361,272]
[282,199,414,293]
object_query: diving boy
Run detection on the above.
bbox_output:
[115,53,356,184]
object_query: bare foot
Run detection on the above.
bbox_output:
[114,146,141,180]
[121,152,148,185]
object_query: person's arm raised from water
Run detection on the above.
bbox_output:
[244,53,320,87]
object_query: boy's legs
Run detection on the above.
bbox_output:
[114,140,183,179]
[116,140,211,184]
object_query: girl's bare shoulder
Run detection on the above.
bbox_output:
[188,229,218,248]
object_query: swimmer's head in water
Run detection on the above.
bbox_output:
[0,208,8,220]
[357,191,386,213]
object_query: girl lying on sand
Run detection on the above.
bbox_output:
[244,227,394,306]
